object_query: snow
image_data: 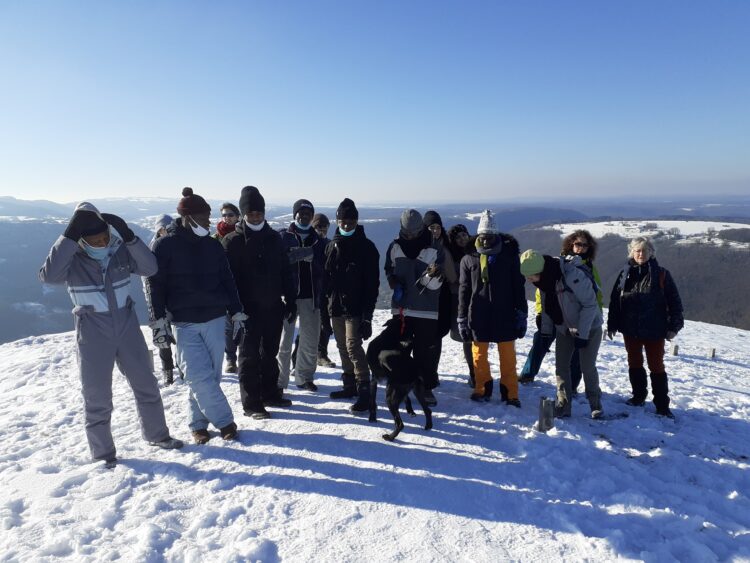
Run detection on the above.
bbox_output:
[543,219,750,239]
[1,309,749,560]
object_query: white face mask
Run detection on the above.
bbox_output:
[188,217,210,237]
[245,219,264,232]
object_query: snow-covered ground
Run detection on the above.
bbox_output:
[1,309,749,561]
[543,220,750,250]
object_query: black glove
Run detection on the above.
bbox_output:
[515,310,527,339]
[64,208,104,242]
[101,213,135,243]
[535,314,542,330]
[574,337,589,349]
[284,301,297,323]
[360,318,373,340]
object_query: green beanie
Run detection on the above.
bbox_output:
[520,249,545,276]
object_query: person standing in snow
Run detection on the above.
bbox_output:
[607,237,684,418]
[519,230,604,394]
[277,199,327,392]
[223,186,297,419]
[520,249,604,419]
[214,202,242,374]
[447,224,476,387]
[367,209,443,408]
[325,199,380,411]
[146,214,177,386]
[457,210,527,406]
[147,188,245,444]
[40,203,183,468]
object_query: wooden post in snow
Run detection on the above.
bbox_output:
[671,344,679,356]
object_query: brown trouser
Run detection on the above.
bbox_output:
[332,316,370,384]
[623,336,665,373]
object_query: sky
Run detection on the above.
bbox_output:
[0,0,748,205]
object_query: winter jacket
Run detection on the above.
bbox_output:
[539,255,603,340]
[323,225,380,319]
[534,258,603,315]
[458,234,527,342]
[40,218,157,338]
[147,220,242,323]
[384,234,444,320]
[223,221,296,310]
[607,257,684,340]
[279,223,326,308]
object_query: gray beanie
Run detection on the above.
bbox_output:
[153,214,173,233]
[477,209,499,235]
[400,209,424,236]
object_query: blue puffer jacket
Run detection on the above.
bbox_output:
[147,220,242,323]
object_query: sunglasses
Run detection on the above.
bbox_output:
[222,213,237,218]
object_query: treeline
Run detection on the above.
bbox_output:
[514,229,750,330]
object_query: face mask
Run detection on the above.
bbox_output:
[187,217,209,237]
[81,240,111,261]
[338,227,355,237]
[294,220,311,231]
[246,219,264,232]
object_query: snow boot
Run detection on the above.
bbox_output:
[350,384,371,414]
[330,372,357,399]
[244,402,271,420]
[149,436,184,450]
[470,379,493,402]
[163,369,174,386]
[192,429,211,444]
[220,422,238,440]
[226,358,237,374]
[264,388,292,408]
[499,383,509,403]
[650,372,672,417]
[627,367,648,405]
[297,380,318,392]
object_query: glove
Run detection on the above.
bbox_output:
[457,317,471,342]
[360,318,373,340]
[231,312,249,342]
[515,310,527,339]
[150,318,175,349]
[607,329,616,340]
[568,327,580,338]
[574,337,589,349]
[666,331,677,341]
[284,301,297,323]
[63,207,103,242]
[535,314,542,330]
[101,213,135,243]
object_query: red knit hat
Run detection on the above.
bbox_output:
[176,187,211,216]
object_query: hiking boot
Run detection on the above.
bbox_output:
[296,381,318,392]
[225,358,237,374]
[317,356,336,368]
[350,385,371,414]
[149,436,184,450]
[220,422,238,440]
[625,397,646,407]
[264,388,292,408]
[591,409,604,420]
[163,369,174,386]
[518,374,535,384]
[103,457,117,469]
[331,373,357,399]
[424,389,437,407]
[192,429,211,444]
[244,404,271,420]
[506,398,521,408]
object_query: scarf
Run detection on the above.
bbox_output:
[216,220,234,238]
[475,237,503,284]
[396,228,432,260]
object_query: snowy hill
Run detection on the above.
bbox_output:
[1,312,750,561]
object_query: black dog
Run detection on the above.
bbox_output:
[368,340,433,442]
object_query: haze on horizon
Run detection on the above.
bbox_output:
[1,1,748,205]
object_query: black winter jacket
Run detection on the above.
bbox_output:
[458,234,527,342]
[223,221,296,310]
[279,223,326,308]
[147,220,242,323]
[607,257,684,340]
[323,225,380,319]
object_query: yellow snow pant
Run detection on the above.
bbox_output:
[472,341,519,400]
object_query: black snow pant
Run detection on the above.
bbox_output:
[238,302,284,412]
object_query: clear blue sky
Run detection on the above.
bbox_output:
[1,0,748,205]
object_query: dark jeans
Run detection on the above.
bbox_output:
[520,330,582,390]
[158,346,174,371]
[367,316,441,390]
[224,314,238,362]
[237,303,283,410]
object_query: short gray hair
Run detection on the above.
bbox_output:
[628,236,656,259]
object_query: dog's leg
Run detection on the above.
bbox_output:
[405,394,416,417]
[383,385,406,442]
[413,381,433,431]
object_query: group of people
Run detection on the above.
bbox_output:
[40,187,684,468]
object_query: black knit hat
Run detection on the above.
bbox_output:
[293,199,314,218]
[423,210,443,228]
[336,198,358,221]
[312,213,330,228]
[239,186,265,214]
[176,187,211,216]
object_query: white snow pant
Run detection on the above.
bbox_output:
[75,305,170,461]
[277,298,321,387]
